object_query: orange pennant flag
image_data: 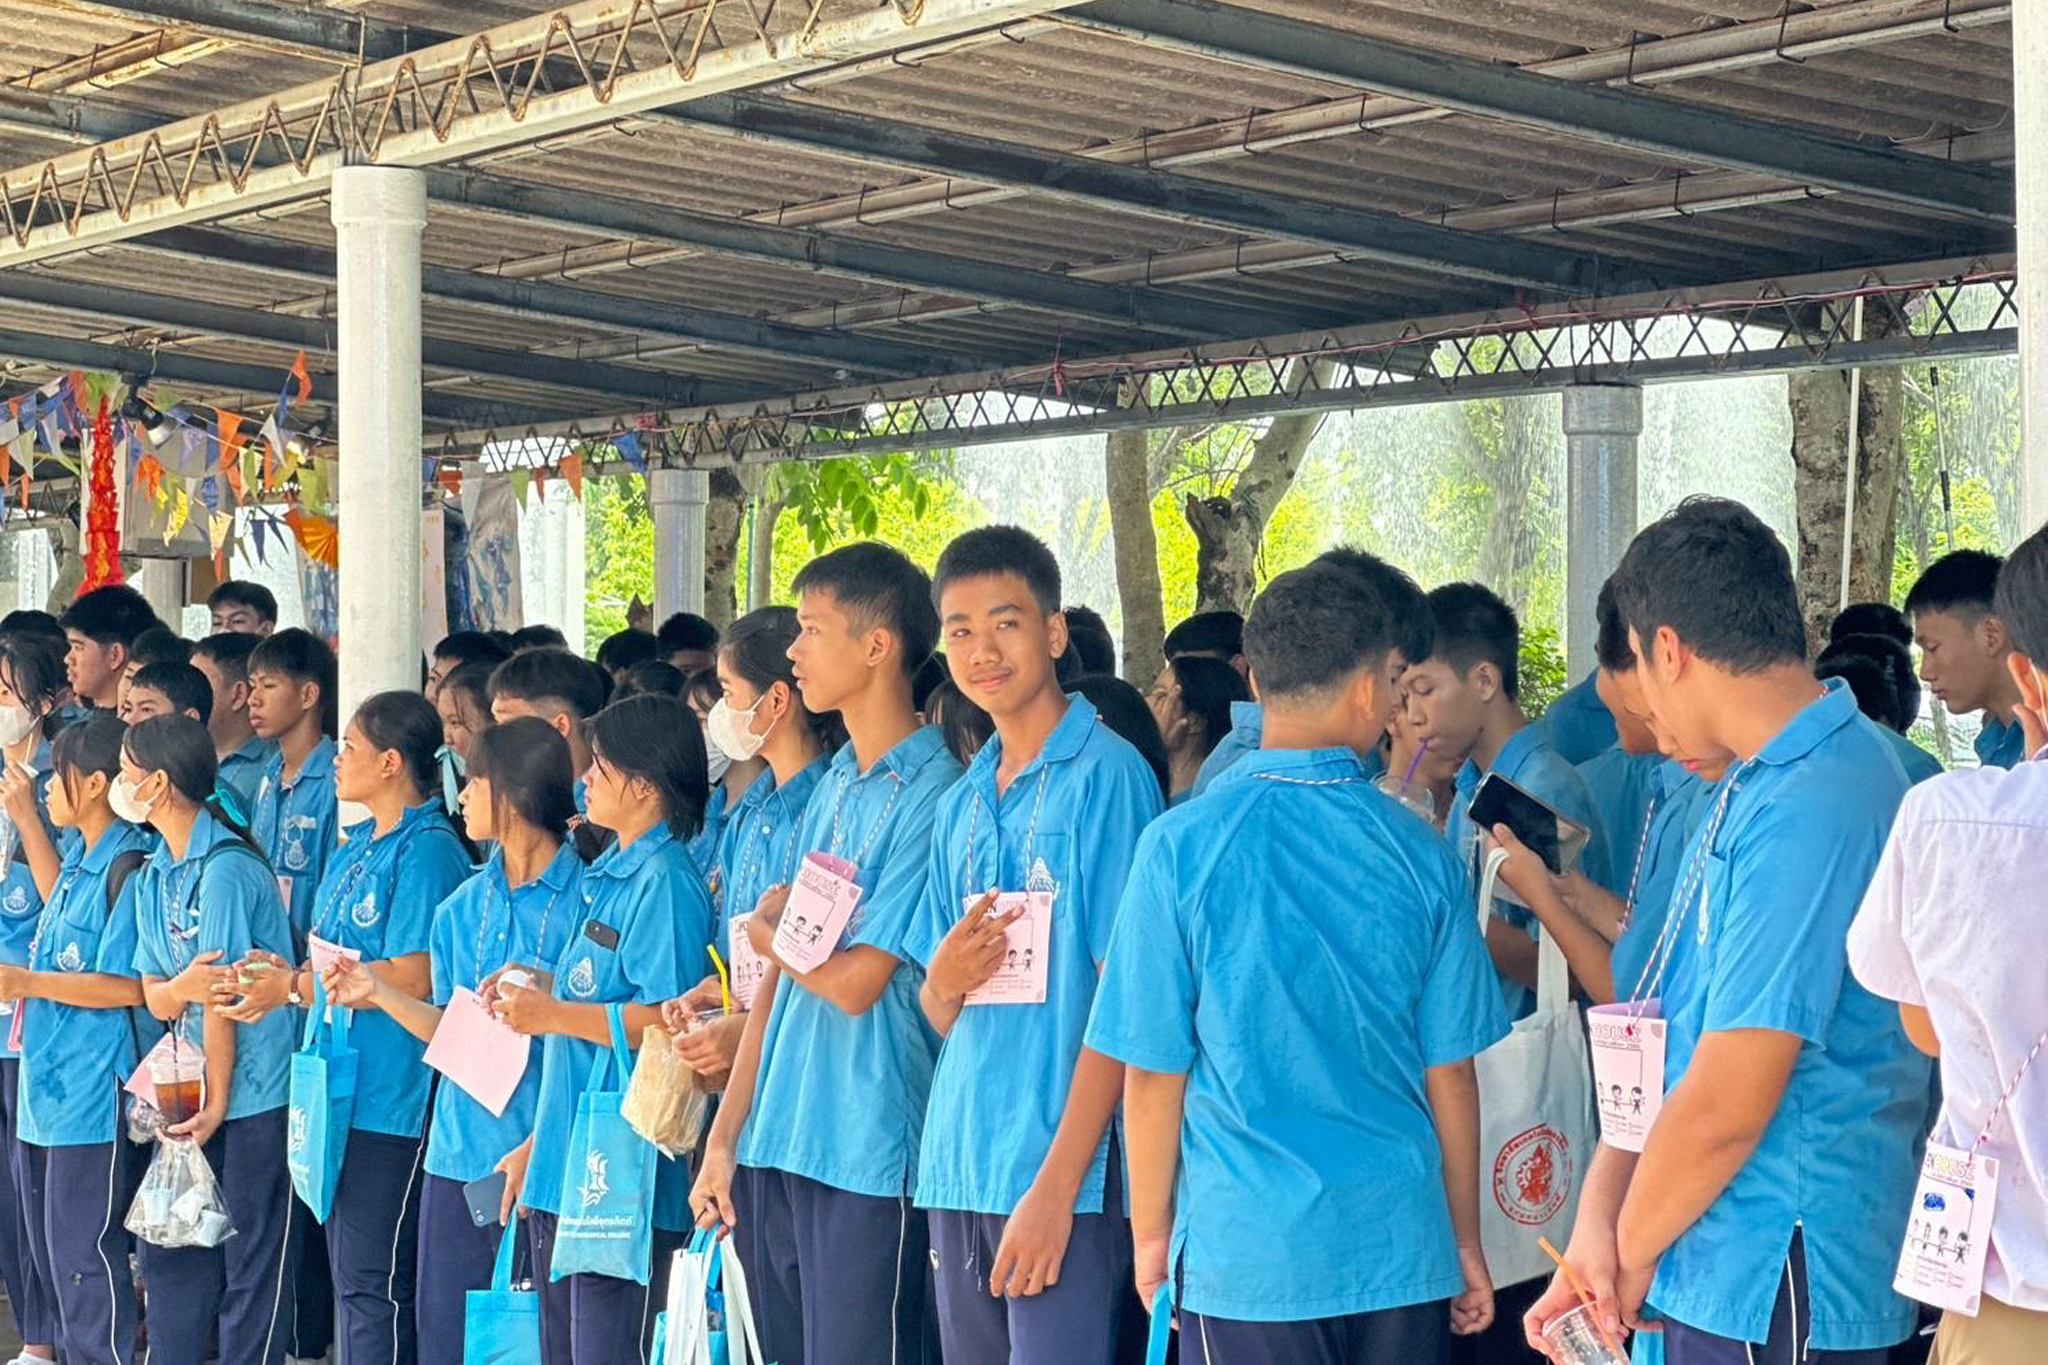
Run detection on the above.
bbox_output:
[561,451,583,499]
[289,350,311,406]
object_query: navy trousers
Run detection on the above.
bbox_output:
[137,1109,298,1365]
[323,1129,427,1365]
[21,1134,140,1365]
[730,1164,938,1365]
[525,1209,683,1365]
[0,1055,57,1346]
[416,1174,508,1365]
[288,1204,335,1358]
[1177,1299,1450,1365]
[1663,1231,1895,1365]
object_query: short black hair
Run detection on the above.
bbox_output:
[509,623,569,652]
[1816,634,1919,732]
[59,584,160,648]
[248,628,339,735]
[613,659,685,701]
[656,612,720,658]
[1995,522,2048,663]
[0,610,65,652]
[131,660,213,724]
[193,631,261,687]
[1815,653,1899,733]
[586,694,709,840]
[433,630,512,671]
[1062,605,1116,677]
[1594,579,1634,673]
[924,677,992,766]
[911,651,949,715]
[1164,610,1243,662]
[1316,547,1433,667]
[1905,549,2003,623]
[932,525,1062,615]
[1245,553,1428,702]
[792,542,939,677]
[1070,673,1171,800]
[489,647,604,721]
[1829,602,1912,649]
[206,579,277,624]
[1169,654,1251,760]
[1422,582,1520,699]
[1609,497,1806,673]
[127,626,191,671]
[439,659,496,724]
[595,629,659,675]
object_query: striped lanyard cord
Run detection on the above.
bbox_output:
[825,762,904,869]
[735,793,804,910]
[1615,792,1661,933]
[478,859,569,977]
[961,762,1054,899]
[1622,758,1754,1023]
[24,856,86,969]
[1973,1025,2048,1155]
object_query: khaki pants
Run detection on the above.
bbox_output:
[1933,1296,2048,1365]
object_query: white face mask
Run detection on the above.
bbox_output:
[0,704,35,749]
[109,773,157,825]
[705,696,775,764]
[700,721,731,786]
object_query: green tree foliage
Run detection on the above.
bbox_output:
[770,453,950,553]
[582,475,653,653]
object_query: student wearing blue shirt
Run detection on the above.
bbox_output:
[494,694,712,1365]
[327,717,586,1365]
[1815,645,1947,786]
[244,628,340,952]
[194,632,278,813]
[1524,499,1929,1365]
[694,542,963,1365]
[58,583,161,714]
[1533,669,1619,766]
[665,607,835,1092]
[1088,553,1507,1364]
[4,713,147,1365]
[226,692,473,1365]
[1906,549,2031,769]
[486,647,605,805]
[901,527,1163,1362]
[121,715,299,1365]
[685,661,759,879]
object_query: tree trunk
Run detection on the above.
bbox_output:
[1790,305,1908,658]
[1475,397,1550,614]
[748,491,785,611]
[702,466,750,629]
[1185,361,1333,614]
[1106,426,1165,687]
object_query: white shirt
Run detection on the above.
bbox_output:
[1849,757,2048,1311]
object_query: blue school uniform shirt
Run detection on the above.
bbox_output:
[247,739,338,951]
[1648,681,1928,1350]
[523,826,709,1226]
[737,726,962,1199]
[310,801,472,1140]
[130,813,296,1120]
[425,842,583,1185]
[1576,747,1662,886]
[1607,762,1710,1004]
[18,822,150,1147]
[1868,719,1943,786]
[687,780,736,881]
[0,742,63,1062]
[710,756,832,945]
[216,735,279,815]
[1188,701,1260,799]
[905,698,1162,1216]
[1533,671,1617,765]
[1086,747,1508,1322]
[1974,714,2027,769]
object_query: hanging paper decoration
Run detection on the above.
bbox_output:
[560,451,583,499]
[286,507,339,570]
[610,431,647,475]
[461,472,523,631]
[79,394,123,592]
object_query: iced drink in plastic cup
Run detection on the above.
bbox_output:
[1372,771,1436,822]
[1542,1306,1628,1365]
[150,1048,206,1126]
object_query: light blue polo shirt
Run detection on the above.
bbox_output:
[737,726,962,1199]
[130,813,295,1120]
[247,738,338,951]
[1086,746,1508,1322]
[310,801,472,1140]
[425,842,583,1185]
[1188,701,1262,799]
[0,742,62,1062]
[1648,681,1928,1350]
[905,698,1162,1216]
[1533,671,1618,765]
[709,756,832,944]
[1608,762,1712,1004]
[1974,714,2027,769]
[687,780,737,880]
[217,734,279,815]
[18,821,150,1147]
[524,825,708,1228]
[1576,747,1662,886]
[1866,718,1942,786]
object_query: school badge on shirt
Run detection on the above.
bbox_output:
[3,886,25,914]
[349,889,379,929]
[55,942,82,973]
[565,957,598,998]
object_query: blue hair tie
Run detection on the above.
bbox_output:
[212,785,248,827]
[436,745,465,817]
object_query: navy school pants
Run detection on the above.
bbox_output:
[20,1131,142,1365]
[524,1208,684,1365]
[323,1127,428,1365]
[416,1173,514,1365]
[1177,1298,1450,1365]
[1663,1230,1896,1365]
[0,1055,58,1346]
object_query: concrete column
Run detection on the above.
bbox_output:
[331,167,427,726]
[133,558,186,628]
[1562,384,1643,679]
[648,466,709,623]
[2016,4,2048,535]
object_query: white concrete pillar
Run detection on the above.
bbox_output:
[133,558,186,629]
[2016,5,2048,536]
[1562,384,1643,679]
[331,167,427,725]
[648,466,709,623]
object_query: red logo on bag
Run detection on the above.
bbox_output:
[1493,1125,1571,1226]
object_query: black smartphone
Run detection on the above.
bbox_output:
[583,920,621,951]
[1466,772,1589,876]
[462,1171,508,1228]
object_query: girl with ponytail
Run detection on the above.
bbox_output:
[123,713,297,1365]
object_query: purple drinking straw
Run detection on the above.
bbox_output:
[1399,740,1428,794]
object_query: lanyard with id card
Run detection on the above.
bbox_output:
[772,766,901,973]
[1895,1026,2048,1316]
[1585,768,1745,1153]
[961,769,1056,1007]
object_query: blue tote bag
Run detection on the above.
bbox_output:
[286,976,356,1223]
[549,1004,655,1284]
[463,1217,540,1365]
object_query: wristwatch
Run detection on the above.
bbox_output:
[287,970,305,1008]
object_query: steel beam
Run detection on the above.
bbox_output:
[1069,0,2013,225]
[40,0,441,63]
[427,170,1329,340]
[679,95,1633,293]
[0,272,738,407]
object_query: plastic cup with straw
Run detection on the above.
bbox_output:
[1538,1236,1627,1362]
[705,943,734,1016]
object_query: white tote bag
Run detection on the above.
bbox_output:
[661,1232,768,1365]
[1471,849,1597,1289]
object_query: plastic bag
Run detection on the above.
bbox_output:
[125,1136,236,1249]
[622,1023,708,1159]
[656,1230,767,1365]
